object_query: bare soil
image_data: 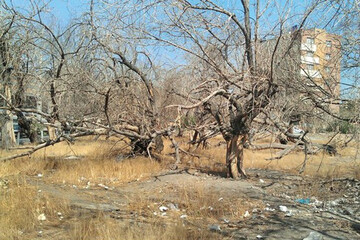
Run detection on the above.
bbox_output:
[26,168,360,240]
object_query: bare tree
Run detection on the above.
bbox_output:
[0,0,358,178]
[0,12,16,149]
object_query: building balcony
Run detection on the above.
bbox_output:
[301,43,317,52]
[300,69,322,78]
[301,56,320,64]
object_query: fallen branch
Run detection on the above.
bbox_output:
[178,147,201,158]
[0,137,63,162]
[266,132,308,160]
[249,143,292,150]
[8,146,34,150]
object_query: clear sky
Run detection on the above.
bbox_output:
[5,0,87,26]
[4,0,358,94]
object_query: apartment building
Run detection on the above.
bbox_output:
[300,28,341,111]
[257,28,341,113]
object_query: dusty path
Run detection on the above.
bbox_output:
[29,169,360,239]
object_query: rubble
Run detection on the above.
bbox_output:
[303,231,323,240]
[279,205,288,212]
[37,213,46,221]
[209,224,221,232]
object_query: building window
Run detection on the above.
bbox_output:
[307,64,314,70]
[307,38,315,45]
[325,54,331,60]
[306,51,314,57]
[326,40,332,47]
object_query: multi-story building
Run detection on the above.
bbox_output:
[299,28,341,112]
[257,28,341,113]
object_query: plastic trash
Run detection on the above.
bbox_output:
[209,225,221,232]
[167,203,179,211]
[37,213,46,221]
[265,207,275,212]
[159,206,168,212]
[279,205,288,212]
[296,198,311,204]
[244,211,250,217]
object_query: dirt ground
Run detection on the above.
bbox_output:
[19,168,359,240]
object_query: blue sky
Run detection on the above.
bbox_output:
[5,0,358,94]
[6,0,87,25]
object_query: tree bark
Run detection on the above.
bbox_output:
[1,84,16,149]
[16,112,40,143]
[226,135,247,179]
[48,125,56,140]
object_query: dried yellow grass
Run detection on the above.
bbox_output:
[1,134,359,183]
[70,213,218,240]
[0,177,72,240]
[179,135,360,179]
[0,137,164,185]
[1,134,358,240]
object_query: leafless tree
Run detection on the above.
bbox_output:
[0,10,16,149]
[1,0,359,177]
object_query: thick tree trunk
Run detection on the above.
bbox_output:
[130,135,164,156]
[1,85,16,149]
[28,121,40,143]
[16,113,40,143]
[1,115,16,149]
[47,126,56,140]
[226,135,247,179]
[236,140,246,177]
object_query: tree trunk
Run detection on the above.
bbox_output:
[28,121,40,143]
[48,126,56,140]
[226,135,247,179]
[1,84,16,149]
[16,112,40,143]
[1,114,16,149]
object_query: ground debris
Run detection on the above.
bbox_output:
[208,224,221,232]
[303,231,323,240]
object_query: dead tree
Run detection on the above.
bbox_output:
[0,17,16,149]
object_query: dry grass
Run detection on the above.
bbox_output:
[76,183,262,240]
[126,182,264,228]
[70,213,219,240]
[175,184,257,219]
[0,137,164,185]
[178,135,360,179]
[0,177,72,240]
[2,134,359,182]
[0,134,359,239]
